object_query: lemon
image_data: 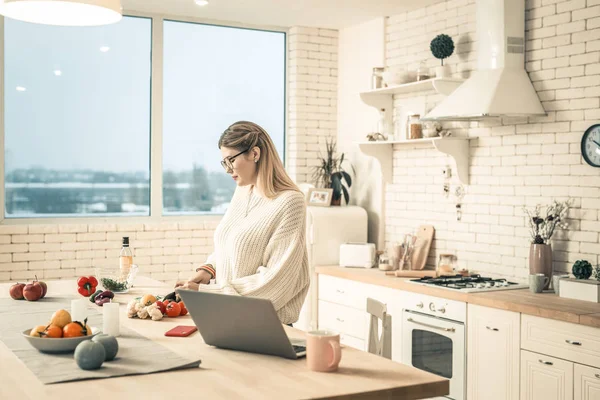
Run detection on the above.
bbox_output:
[30,325,47,337]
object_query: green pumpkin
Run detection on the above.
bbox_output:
[572,260,593,279]
[74,340,105,370]
[92,334,119,361]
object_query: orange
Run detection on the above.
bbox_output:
[63,321,90,338]
[50,309,72,329]
[44,325,63,338]
[30,325,47,338]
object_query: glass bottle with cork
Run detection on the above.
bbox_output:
[119,237,133,279]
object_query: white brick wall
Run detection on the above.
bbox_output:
[0,221,218,283]
[385,0,600,280]
[287,27,339,184]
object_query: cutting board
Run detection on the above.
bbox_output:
[410,225,435,270]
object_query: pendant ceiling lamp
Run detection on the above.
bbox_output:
[0,0,122,26]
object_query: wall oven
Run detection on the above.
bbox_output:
[402,292,466,400]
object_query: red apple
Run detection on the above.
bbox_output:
[9,283,25,300]
[33,275,47,298]
[23,283,42,301]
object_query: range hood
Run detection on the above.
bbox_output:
[422,0,546,121]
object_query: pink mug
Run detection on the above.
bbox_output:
[306,330,342,372]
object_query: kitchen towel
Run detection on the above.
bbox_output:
[0,297,201,384]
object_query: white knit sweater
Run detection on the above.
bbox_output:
[197,185,310,324]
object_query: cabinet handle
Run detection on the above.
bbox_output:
[485,326,499,332]
[336,289,345,294]
[538,359,553,366]
[565,340,582,346]
[595,374,600,379]
[336,317,344,323]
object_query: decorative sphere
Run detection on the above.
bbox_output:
[572,260,593,279]
[430,34,455,61]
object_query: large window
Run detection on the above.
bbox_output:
[2,16,286,219]
[162,21,285,215]
[4,16,152,218]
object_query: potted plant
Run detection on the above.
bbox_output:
[311,137,353,206]
[430,34,455,78]
[523,200,570,289]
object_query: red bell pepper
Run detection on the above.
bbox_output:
[77,276,98,297]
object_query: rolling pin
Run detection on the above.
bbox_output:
[385,270,437,278]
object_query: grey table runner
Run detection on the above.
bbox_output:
[0,297,201,384]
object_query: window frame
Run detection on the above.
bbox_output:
[0,11,288,224]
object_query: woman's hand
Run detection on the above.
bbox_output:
[174,269,212,288]
[177,281,200,291]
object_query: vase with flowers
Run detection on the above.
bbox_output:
[523,200,571,289]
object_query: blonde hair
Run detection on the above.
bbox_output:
[218,121,299,198]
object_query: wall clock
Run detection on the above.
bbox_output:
[582,124,600,167]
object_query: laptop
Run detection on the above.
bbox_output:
[177,290,307,359]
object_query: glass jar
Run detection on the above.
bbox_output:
[437,254,456,276]
[406,114,422,140]
[378,252,392,271]
[377,108,390,138]
[416,61,431,81]
[372,67,384,90]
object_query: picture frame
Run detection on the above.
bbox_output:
[307,188,333,207]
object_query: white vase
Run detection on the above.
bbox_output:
[435,65,450,78]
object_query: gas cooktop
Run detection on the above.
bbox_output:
[408,274,529,293]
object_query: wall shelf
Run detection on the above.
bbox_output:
[357,137,476,185]
[359,78,465,109]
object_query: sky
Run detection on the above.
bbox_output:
[4,16,285,175]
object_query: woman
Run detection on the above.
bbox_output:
[176,121,309,325]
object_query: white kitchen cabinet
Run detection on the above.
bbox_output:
[522,315,600,368]
[317,274,405,361]
[521,349,573,400]
[467,304,520,400]
[318,300,368,342]
[575,364,600,400]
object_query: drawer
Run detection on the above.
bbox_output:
[340,334,365,351]
[522,315,600,367]
[575,364,600,400]
[318,274,397,311]
[318,299,368,340]
[318,274,370,310]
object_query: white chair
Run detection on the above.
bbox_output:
[367,297,392,359]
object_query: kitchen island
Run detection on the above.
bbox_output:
[0,277,448,400]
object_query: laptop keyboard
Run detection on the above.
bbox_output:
[292,345,306,354]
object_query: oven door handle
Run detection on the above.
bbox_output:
[406,317,456,333]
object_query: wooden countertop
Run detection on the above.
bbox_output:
[316,266,600,327]
[0,277,448,400]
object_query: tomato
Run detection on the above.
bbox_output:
[44,325,63,338]
[140,294,157,307]
[155,301,166,315]
[165,302,181,317]
[179,302,188,316]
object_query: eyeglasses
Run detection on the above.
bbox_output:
[220,147,250,171]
